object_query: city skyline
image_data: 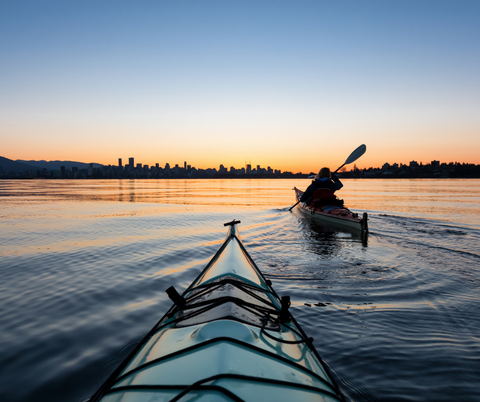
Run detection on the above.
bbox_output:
[110,156,479,175]
[7,151,480,173]
[3,153,480,179]
[115,157,282,175]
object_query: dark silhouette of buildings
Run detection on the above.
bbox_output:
[339,160,480,179]
[1,156,480,179]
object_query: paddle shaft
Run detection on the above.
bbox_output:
[333,163,344,174]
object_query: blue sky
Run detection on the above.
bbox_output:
[1,1,479,171]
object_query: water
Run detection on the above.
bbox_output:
[1,179,479,402]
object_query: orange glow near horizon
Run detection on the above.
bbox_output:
[4,145,480,174]
[2,102,480,172]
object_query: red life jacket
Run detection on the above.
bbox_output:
[312,188,344,208]
[312,189,336,200]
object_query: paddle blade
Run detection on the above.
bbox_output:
[344,144,366,165]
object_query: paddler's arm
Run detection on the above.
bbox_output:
[300,182,316,203]
[331,174,343,191]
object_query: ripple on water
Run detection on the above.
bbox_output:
[1,181,480,402]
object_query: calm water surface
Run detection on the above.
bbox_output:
[1,179,479,402]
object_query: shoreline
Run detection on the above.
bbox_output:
[2,176,480,180]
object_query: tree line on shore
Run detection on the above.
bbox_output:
[341,161,480,178]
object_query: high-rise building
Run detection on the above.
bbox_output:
[118,158,122,167]
[184,161,187,170]
[219,164,228,174]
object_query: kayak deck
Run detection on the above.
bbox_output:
[89,220,345,402]
[294,187,368,233]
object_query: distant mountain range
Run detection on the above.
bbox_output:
[0,157,38,173]
[0,156,104,173]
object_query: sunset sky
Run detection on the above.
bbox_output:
[1,1,479,172]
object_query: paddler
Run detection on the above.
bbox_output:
[300,167,343,204]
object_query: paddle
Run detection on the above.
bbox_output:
[288,144,367,211]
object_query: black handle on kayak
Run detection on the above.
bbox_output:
[280,296,291,323]
[224,219,241,227]
[166,286,186,307]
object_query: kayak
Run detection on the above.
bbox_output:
[293,187,368,233]
[89,220,345,402]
